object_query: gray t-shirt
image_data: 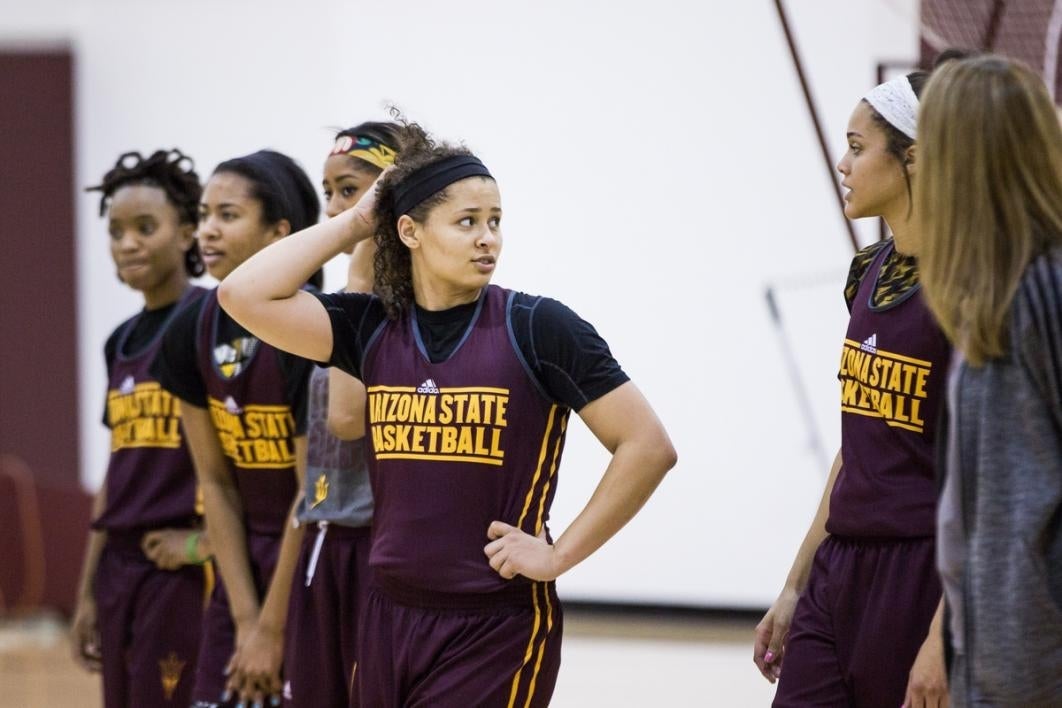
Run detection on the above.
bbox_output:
[936,249,1062,702]
[296,365,373,527]
[937,352,966,654]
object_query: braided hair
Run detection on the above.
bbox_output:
[87,149,204,276]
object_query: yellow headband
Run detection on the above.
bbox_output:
[330,134,397,170]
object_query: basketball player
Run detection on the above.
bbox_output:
[217,121,677,707]
[151,150,318,708]
[282,121,400,708]
[72,149,209,707]
[753,74,952,707]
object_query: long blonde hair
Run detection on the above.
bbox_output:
[916,55,1062,365]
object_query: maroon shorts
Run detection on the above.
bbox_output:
[282,522,371,708]
[357,580,562,708]
[773,535,941,708]
[94,531,206,708]
[191,531,281,706]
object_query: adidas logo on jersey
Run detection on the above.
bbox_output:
[224,395,242,414]
[120,375,136,395]
[417,378,440,394]
[860,333,878,354]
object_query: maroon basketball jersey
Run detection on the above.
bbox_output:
[827,244,951,538]
[362,285,570,596]
[95,287,206,531]
[196,290,298,536]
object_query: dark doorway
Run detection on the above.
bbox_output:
[0,48,90,614]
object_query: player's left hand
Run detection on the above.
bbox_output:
[902,628,948,708]
[227,621,283,707]
[484,521,560,581]
[141,528,197,570]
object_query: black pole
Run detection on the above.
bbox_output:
[774,0,860,253]
[984,0,1007,50]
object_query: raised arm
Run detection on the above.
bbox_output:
[218,204,374,363]
[484,381,676,581]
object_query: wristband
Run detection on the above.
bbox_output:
[185,531,206,565]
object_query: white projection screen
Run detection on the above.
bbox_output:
[3,0,920,608]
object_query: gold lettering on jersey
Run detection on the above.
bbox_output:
[207,397,296,469]
[107,382,183,452]
[366,386,509,466]
[838,340,932,433]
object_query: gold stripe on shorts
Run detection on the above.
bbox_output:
[523,583,554,707]
[507,583,546,708]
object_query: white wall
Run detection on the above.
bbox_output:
[2,0,919,608]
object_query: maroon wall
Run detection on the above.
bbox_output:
[0,49,91,615]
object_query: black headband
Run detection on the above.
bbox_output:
[392,155,493,217]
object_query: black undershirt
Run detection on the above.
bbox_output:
[105,303,178,367]
[102,303,179,426]
[150,295,311,433]
[316,290,629,412]
[414,300,480,362]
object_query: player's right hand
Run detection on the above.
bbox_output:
[70,596,102,672]
[141,528,195,570]
[753,587,799,683]
[344,166,392,245]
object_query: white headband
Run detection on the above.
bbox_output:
[864,75,918,140]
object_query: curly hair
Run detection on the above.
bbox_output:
[371,120,481,318]
[87,149,204,276]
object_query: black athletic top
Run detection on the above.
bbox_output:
[103,302,179,425]
[317,290,629,412]
[151,294,311,433]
